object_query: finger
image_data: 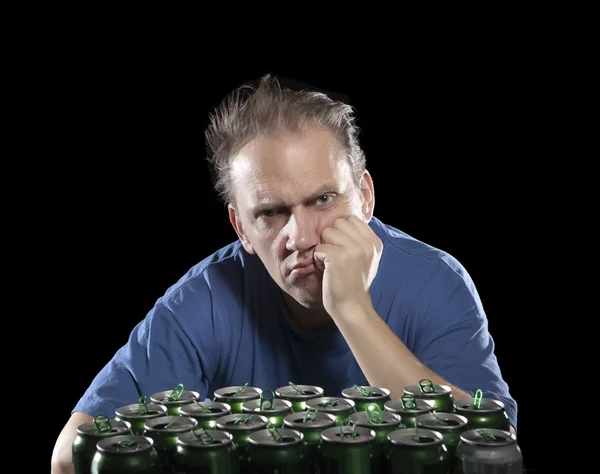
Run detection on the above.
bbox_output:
[313,243,345,266]
[347,215,383,251]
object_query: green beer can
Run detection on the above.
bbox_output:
[173,428,239,474]
[275,382,325,412]
[455,428,523,474]
[453,390,511,431]
[242,390,294,428]
[246,425,310,473]
[213,383,262,413]
[385,427,450,474]
[150,383,200,416]
[403,378,454,412]
[180,400,232,430]
[318,421,376,474]
[91,434,161,474]
[143,415,198,473]
[216,413,269,471]
[72,415,131,474]
[115,396,168,435]
[349,406,402,474]
[342,384,391,412]
[384,394,434,427]
[283,409,337,473]
[305,396,356,425]
[416,411,469,472]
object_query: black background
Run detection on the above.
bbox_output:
[40,39,558,472]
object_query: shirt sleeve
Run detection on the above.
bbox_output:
[72,286,218,419]
[410,258,519,431]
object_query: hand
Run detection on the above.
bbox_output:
[314,216,383,318]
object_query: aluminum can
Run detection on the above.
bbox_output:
[342,384,391,412]
[305,396,356,425]
[173,428,239,474]
[385,427,450,474]
[242,390,294,428]
[349,407,402,474]
[91,434,161,474]
[275,382,324,412]
[284,409,337,473]
[213,383,262,413]
[384,394,435,427]
[416,411,469,472]
[245,426,310,473]
[455,428,523,473]
[453,391,511,431]
[216,412,269,471]
[403,379,454,412]
[72,415,131,474]
[179,400,231,430]
[318,421,376,474]
[143,415,198,473]
[150,383,200,416]
[115,396,168,435]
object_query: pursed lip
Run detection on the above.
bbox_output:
[288,260,314,274]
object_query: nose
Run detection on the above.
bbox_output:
[285,208,320,252]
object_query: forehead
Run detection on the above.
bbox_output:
[230,127,353,204]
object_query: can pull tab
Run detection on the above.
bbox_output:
[116,440,136,449]
[321,398,339,408]
[165,419,181,429]
[195,401,211,413]
[288,381,307,394]
[168,383,185,401]
[366,404,383,424]
[432,413,450,425]
[260,390,275,410]
[138,396,148,416]
[267,421,284,443]
[401,394,417,410]
[94,415,112,433]
[303,407,317,423]
[232,382,249,397]
[476,429,497,441]
[473,389,483,409]
[234,414,254,425]
[414,426,420,442]
[340,420,357,439]
[418,379,435,393]
[193,427,214,444]
[353,384,373,397]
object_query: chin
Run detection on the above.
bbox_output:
[286,281,323,307]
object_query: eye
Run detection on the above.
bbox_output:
[316,194,334,205]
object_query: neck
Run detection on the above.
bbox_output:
[282,293,334,332]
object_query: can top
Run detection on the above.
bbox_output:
[96,435,154,454]
[460,428,517,447]
[249,428,304,447]
[342,385,391,401]
[180,401,232,418]
[242,398,293,415]
[214,385,262,401]
[416,412,469,431]
[403,383,452,399]
[144,415,198,433]
[454,397,505,414]
[216,413,268,431]
[384,398,435,415]
[305,397,355,413]
[349,410,402,429]
[150,390,200,406]
[76,419,131,438]
[177,429,234,448]
[388,428,444,447]
[321,424,376,444]
[115,402,168,420]
[275,384,324,400]
[283,411,337,431]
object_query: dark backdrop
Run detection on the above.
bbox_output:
[44,53,553,472]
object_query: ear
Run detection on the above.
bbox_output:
[228,204,256,254]
[359,170,375,222]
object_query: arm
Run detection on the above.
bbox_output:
[51,412,93,474]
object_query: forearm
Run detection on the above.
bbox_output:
[332,302,472,401]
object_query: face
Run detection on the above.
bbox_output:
[228,127,374,307]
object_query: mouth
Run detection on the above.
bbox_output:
[289,262,316,277]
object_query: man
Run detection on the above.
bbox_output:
[51,74,517,473]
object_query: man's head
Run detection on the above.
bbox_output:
[205,74,374,307]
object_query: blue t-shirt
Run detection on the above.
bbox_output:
[73,216,517,429]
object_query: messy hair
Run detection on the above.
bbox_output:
[205,74,367,206]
